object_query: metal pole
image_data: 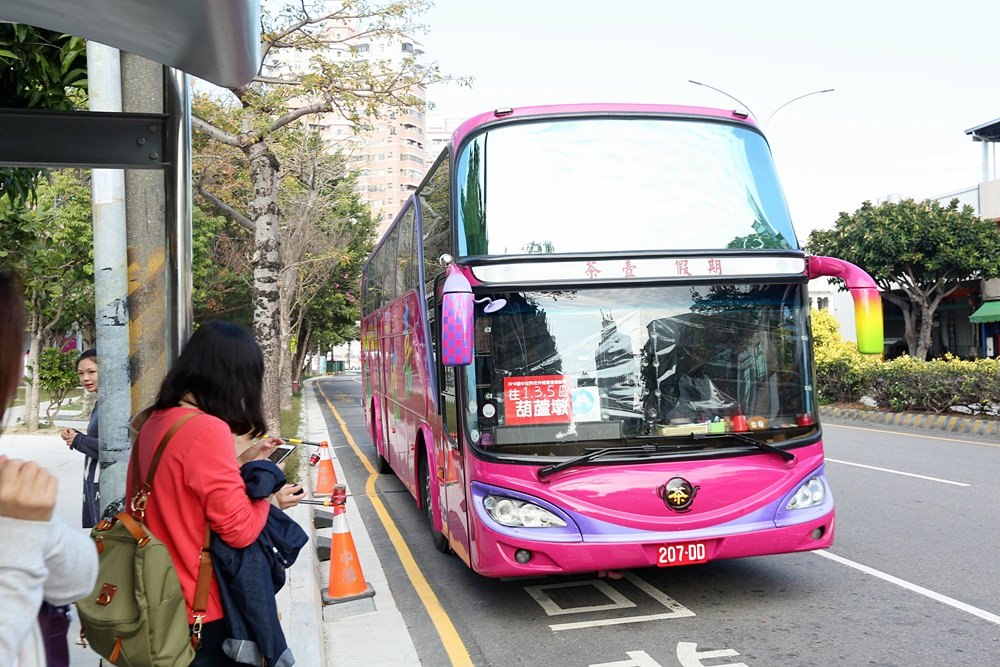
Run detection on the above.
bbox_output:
[688,80,758,124]
[982,140,990,185]
[164,68,194,359]
[764,89,835,130]
[87,41,133,517]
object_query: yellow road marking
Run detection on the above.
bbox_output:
[317,382,473,667]
[824,422,1000,448]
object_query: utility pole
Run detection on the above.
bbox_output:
[121,53,169,414]
[87,41,132,517]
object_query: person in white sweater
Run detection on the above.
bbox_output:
[0,270,97,667]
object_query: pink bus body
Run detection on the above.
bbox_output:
[360,104,881,577]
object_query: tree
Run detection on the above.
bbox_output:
[279,133,376,401]
[0,24,87,204]
[192,206,254,323]
[0,170,94,430]
[37,346,79,423]
[807,198,1000,360]
[190,0,460,429]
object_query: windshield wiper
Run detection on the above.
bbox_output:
[691,432,796,462]
[538,445,666,480]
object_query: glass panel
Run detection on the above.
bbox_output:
[466,283,814,456]
[456,117,796,256]
[418,155,451,295]
[397,207,415,294]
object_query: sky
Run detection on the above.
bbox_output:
[415,0,1000,240]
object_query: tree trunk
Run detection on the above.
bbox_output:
[24,332,41,431]
[246,140,283,434]
[24,307,59,431]
[915,303,935,360]
[278,274,293,413]
[293,327,312,388]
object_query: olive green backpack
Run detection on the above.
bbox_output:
[76,411,211,666]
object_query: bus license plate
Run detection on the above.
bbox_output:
[656,542,707,567]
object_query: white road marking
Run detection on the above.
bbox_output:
[530,571,695,631]
[590,650,662,667]
[814,550,1000,626]
[677,643,748,667]
[825,458,970,486]
[525,579,636,616]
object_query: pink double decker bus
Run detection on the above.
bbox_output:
[360,104,882,577]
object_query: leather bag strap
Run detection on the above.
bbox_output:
[139,410,200,489]
[192,528,212,619]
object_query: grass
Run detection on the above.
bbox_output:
[279,392,303,484]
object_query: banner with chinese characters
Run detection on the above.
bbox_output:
[502,375,572,425]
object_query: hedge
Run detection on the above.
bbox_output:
[812,310,1000,416]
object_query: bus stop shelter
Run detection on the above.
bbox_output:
[0,0,258,359]
[0,0,260,512]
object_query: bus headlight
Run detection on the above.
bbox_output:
[786,477,826,510]
[483,495,567,528]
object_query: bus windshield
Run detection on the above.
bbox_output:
[463,283,815,455]
[456,116,798,256]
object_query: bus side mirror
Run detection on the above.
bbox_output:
[807,255,884,355]
[441,263,474,366]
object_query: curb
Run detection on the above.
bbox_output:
[819,406,1000,437]
[290,376,422,667]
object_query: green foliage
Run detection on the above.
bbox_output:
[192,206,253,325]
[807,198,1000,359]
[0,171,95,337]
[37,347,80,422]
[811,309,878,404]
[279,394,302,485]
[867,354,1000,415]
[808,198,1000,289]
[0,24,88,205]
[812,309,1000,415]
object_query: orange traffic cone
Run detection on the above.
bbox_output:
[313,441,337,497]
[321,485,374,605]
[444,446,459,485]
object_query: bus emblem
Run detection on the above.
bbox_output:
[658,478,699,513]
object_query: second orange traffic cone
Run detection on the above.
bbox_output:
[313,440,337,497]
[321,485,374,605]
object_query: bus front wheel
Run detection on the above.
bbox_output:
[420,455,450,554]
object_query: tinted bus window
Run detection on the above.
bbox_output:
[419,155,451,293]
[456,117,797,256]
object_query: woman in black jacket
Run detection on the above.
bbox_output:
[60,348,100,528]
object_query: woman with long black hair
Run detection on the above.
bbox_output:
[127,320,296,665]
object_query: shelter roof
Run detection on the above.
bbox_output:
[0,0,259,88]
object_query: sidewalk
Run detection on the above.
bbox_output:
[280,376,421,666]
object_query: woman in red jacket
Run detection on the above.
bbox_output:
[128,320,280,666]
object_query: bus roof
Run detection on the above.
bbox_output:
[0,0,259,88]
[450,103,759,151]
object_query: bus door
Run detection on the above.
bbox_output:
[377,309,397,470]
[440,366,471,559]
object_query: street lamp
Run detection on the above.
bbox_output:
[764,88,834,130]
[687,80,835,130]
[688,79,759,124]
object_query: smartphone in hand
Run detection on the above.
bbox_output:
[267,444,295,465]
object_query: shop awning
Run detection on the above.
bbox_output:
[969,300,1000,323]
